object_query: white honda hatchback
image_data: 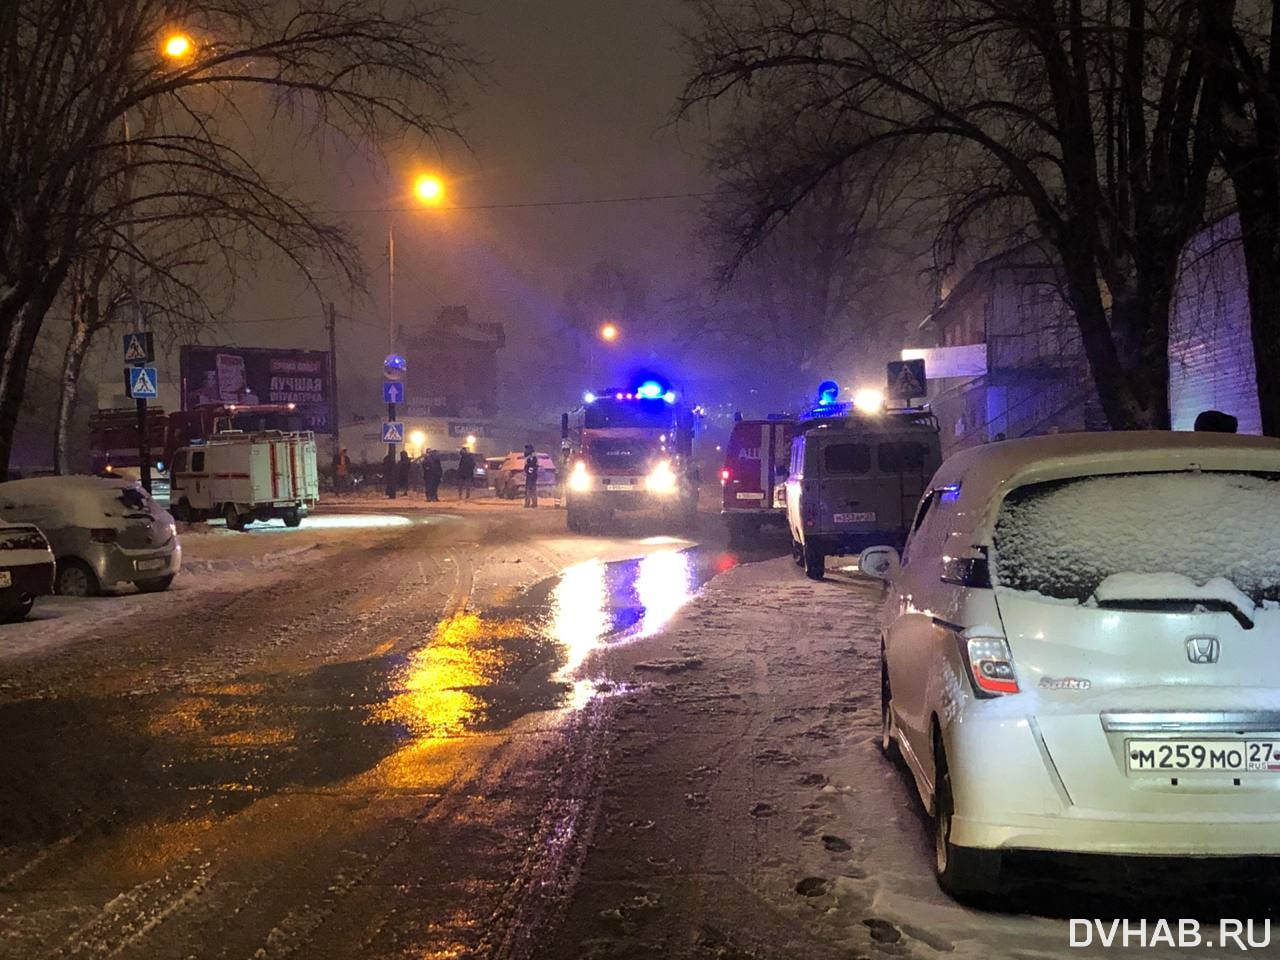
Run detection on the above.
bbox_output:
[860,431,1280,899]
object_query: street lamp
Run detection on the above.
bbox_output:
[599,322,619,342]
[162,33,193,60]
[589,322,620,384]
[388,172,446,352]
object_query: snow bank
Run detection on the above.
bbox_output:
[994,471,1280,601]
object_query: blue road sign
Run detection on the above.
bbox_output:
[122,331,154,364]
[126,366,159,399]
[382,381,404,404]
[381,421,405,443]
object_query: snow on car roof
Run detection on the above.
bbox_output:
[934,431,1280,540]
[0,475,136,495]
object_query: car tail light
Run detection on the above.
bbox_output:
[803,501,815,527]
[90,528,117,543]
[959,636,1020,697]
[721,468,730,483]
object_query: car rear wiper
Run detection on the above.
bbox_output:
[1093,597,1254,630]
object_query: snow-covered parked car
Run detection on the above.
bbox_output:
[0,520,55,621]
[859,431,1280,899]
[491,451,557,499]
[0,476,181,596]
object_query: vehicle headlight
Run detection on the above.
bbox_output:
[646,460,677,494]
[569,461,592,492]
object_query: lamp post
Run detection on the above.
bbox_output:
[125,31,195,493]
[589,321,620,386]
[387,173,445,353]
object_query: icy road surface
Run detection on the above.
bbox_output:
[1,503,1277,959]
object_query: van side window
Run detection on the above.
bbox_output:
[823,443,870,475]
[172,450,187,473]
[878,441,927,472]
[191,451,205,472]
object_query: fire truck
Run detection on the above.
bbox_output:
[720,415,796,546]
[561,378,700,533]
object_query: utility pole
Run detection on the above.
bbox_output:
[124,115,151,493]
[326,302,340,473]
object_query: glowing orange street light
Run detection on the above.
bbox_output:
[599,322,619,342]
[162,33,193,60]
[413,173,445,205]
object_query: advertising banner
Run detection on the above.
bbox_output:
[180,346,332,433]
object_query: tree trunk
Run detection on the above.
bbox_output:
[0,304,49,480]
[54,297,93,474]
[1232,164,1280,436]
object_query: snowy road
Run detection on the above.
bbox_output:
[1,504,1277,959]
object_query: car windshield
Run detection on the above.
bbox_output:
[583,399,672,429]
[993,471,1280,603]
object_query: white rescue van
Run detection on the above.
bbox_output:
[169,430,319,530]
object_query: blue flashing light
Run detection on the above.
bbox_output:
[636,380,664,400]
[583,391,596,404]
[939,482,961,503]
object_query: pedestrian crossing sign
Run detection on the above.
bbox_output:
[122,331,154,364]
[125,366,159,399]
[886,358,926,400]
[381,421,405,443]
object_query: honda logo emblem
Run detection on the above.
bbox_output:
[1186,636,1221,665]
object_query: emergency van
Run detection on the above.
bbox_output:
[169,430,319,530]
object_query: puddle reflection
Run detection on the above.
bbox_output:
[376,548,719,740]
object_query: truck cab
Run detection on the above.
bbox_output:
[562,382,699,533]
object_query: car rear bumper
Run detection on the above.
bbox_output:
[951,810,1280,856]
[807,528,907,554]
[946,696,1280,856]
[91,542,182,585]
[0,562,55,605]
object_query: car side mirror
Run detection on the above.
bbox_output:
[859,545,900,581]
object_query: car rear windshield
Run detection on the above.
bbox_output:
[0,527,46,551]
[823,443,871,474]
[993,471,1280,602]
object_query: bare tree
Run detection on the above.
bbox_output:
[680,0,1225,429]
[0,0,472,477]
[1200,1,1280,436]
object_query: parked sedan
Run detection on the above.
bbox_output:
[860,431,1280,899]
[0,476,181,596]
[0,521,55,621]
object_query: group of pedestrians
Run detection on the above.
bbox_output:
[341,444,544,505]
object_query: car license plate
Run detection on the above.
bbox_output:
[1127,739,1280,773]
[833,511,876,524]
[0,570,10,588]
[606,482,633,490]
[135,558,165,572]
[736,492,765,500]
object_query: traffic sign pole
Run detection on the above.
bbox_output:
[123,335,157,494]
[382,353,407,500]
[386,396,398,499]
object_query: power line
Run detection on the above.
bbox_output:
[335,191,713,215]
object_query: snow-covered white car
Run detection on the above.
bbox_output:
[859,431,1280,899]
[0,520,55,621]
[0,476,181,596]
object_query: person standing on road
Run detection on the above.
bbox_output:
[423,449,443,501]
[522,444,539,508]
[457,447,475,500]
[398,450,412,494]
[335,447,350,493]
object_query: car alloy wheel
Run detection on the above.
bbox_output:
[56,560,99,598]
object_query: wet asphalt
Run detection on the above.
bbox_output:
[0,505,788,959]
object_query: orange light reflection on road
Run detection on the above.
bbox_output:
[373,612,518,739]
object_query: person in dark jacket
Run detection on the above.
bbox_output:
[457,447,476,499]
[423,450,443,501]
[522,444,539,508]
[397,450,412,494]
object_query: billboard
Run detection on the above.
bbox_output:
[179,346,332,433]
